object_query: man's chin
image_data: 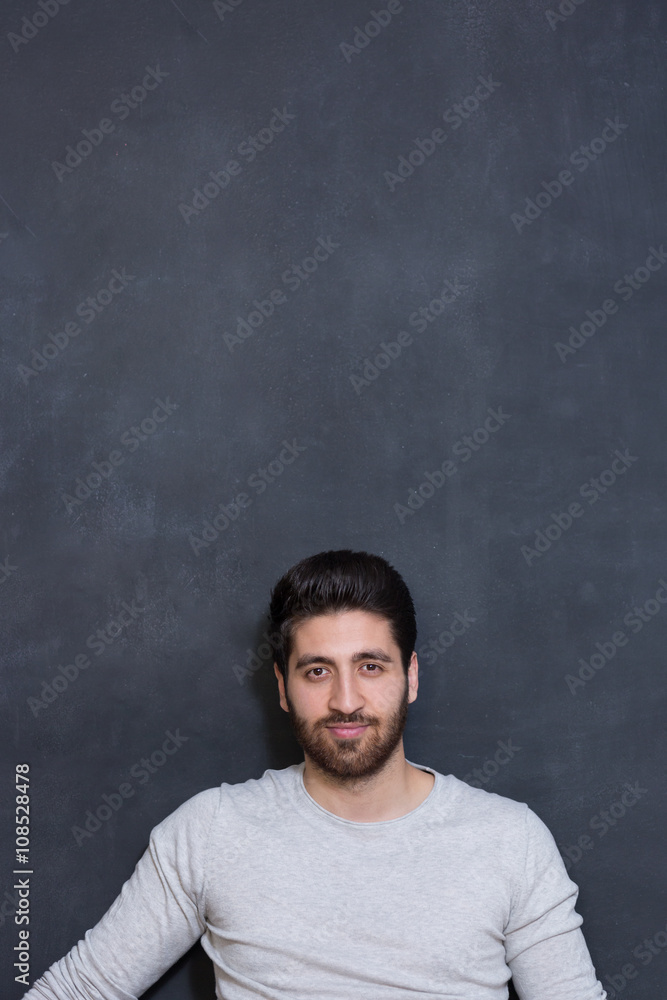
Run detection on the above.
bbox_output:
[299,727,403,781]
[309,749,385,781]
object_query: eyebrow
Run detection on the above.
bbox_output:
[293,649,395,672]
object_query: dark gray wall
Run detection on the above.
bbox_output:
[2,1,666,998]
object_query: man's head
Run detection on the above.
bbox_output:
[268,549,417,684]
[269,550,419,781]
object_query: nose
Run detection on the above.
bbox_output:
[328,669,365,719]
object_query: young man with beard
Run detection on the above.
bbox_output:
[23,549,607,1000]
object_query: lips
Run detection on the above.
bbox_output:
[327,724,369,738]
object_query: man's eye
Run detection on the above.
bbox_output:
[305,664,382,677]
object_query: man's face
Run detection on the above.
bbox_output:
[273,609,419,782]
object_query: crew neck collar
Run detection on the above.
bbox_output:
[295,758,440,827]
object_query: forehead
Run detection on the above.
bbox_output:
[289,610,396,656]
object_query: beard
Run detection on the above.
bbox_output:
[283,673,410,784]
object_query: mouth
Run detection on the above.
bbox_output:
[326,724,369,738]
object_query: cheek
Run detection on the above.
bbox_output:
[301,691,326,714]
[375,680,409,712]
[287,684,320,714]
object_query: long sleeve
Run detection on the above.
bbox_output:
[504,805,607,1000]
[22,787,219,1000]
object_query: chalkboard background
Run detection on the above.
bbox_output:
[2,1,666,998]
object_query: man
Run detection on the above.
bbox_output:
[23,549,607,999]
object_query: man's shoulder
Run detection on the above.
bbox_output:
[156,762,301,831]
[419,763,533,835]
[446,771,529,814]
[427,766,561,856]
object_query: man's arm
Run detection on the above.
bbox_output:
[504,805,607,1000]
[22,787,218,1000]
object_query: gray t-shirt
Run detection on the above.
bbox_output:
[23,760,607,1000]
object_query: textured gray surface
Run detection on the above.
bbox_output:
[2,1,666,997]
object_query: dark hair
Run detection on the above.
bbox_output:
[268,549,416,681]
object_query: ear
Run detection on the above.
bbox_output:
[407,650,419,704]
[274,662,289,712]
